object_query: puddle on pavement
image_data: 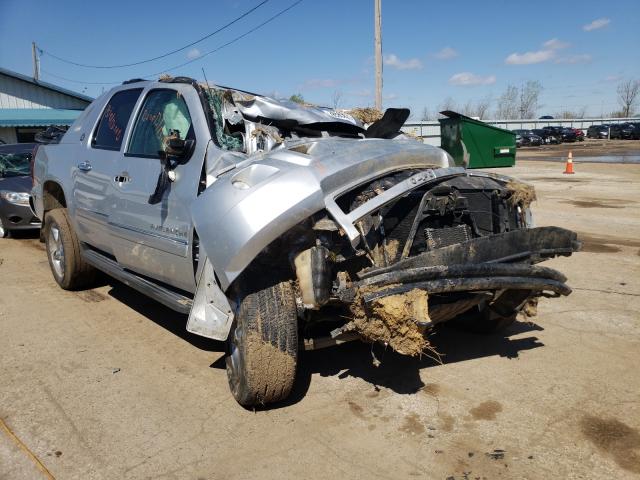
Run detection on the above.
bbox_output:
[469,400,503,420]
[580,415,640,474]
[578,232,640,253]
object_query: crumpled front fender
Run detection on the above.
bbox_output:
[191,166,323,290]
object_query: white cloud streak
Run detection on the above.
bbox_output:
[384,54,423,70]
[543,38,570,50]
[505,49,556,65]
[449,72,496,86]
[583,18,610,31]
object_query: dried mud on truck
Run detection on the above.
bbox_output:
[32,76,580,407]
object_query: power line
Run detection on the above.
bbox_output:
[40,0,304,87]
[148,0,304,76]
[39,0,270,69]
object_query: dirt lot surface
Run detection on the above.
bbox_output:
[1,160,639,479]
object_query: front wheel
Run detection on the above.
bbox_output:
[226,280,298,407]
[44,208,96,290]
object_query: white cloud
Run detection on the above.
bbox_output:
[604,75,622,82]
[449,72,496,86]
[384,54,423,70]
[556,54,592,64]
[434,47,458,60]
[543,38,570,50]
[583,18,610,31]
[186,48,201,60]
[505,49,555,65]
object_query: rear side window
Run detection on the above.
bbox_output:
[127,89,193,158]
[92,88,143,150]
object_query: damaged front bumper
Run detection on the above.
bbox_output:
[335,226,580,322]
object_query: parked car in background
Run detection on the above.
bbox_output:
[515,134,523,147]
[631,123,640,140]
[0,143,41,238]
[559,128,577,142]
[543,126,576,142]
[610,123,635,139]
[532,128,560,144]
[512,129,542,146]
[541,126,565,142]
[587,125,609,139]
[571,128,585,141]
[539,115,554,119]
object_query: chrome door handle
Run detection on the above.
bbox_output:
[77,161,92,172]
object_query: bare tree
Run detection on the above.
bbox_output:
[496,85,519,119]
[461,100,475,117]
[617,79,640,117]
[332,90,343,110]
[555,106,588,119]
[518,81,543,118]
[475,95,492,120]
[420,107,433,121]
[438,96,457,116]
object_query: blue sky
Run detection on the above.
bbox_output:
[1,0,639,117]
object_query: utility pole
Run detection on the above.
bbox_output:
[32,42,40,81]
[374,0,382,111]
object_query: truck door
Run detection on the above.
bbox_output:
[73,88,142,254]
[109,85,209,294]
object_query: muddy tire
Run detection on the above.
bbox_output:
[226,281,298,407]
[44,208,96,290]
[449,289,533,333]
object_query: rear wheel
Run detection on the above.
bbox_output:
[226,280,298,407]
[44,208,96,290]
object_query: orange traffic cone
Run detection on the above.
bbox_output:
[564,151,575,174]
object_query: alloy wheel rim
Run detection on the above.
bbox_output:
[0,218,5,237]
[48,224,65,278]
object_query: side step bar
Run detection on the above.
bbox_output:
[81,247,193,314]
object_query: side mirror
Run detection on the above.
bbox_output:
[164,137,195,161]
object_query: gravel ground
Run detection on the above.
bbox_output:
[1,160,639,480]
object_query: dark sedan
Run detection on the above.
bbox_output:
[610,123,635,139]
[0,143,41,238]
[587,125,609,139]
[532,128,560,144]
[512,129,543,146]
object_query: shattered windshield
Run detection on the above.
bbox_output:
[0,152,31,177]
[202,85,365,153]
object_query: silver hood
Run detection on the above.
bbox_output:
[192,137,454,290]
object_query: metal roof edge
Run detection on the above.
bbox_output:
[0,67,94,103]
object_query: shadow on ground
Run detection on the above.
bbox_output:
[106,280,225,353]
[102,279,544,408]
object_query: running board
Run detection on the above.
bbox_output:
[81,247,193,314]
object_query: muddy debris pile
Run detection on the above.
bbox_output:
[349,288,431,357]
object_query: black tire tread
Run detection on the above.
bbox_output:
[228,281,298,406]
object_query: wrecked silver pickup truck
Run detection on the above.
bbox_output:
[32,77,579,406]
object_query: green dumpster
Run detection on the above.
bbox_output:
[438,110,516,168]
